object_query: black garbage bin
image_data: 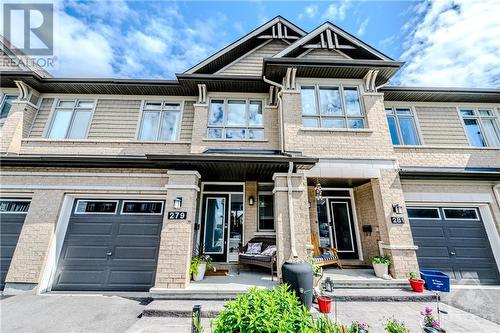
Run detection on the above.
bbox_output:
[282,261,313,310]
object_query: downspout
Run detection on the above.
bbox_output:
[263,76,285,153]
[287,161,299,260]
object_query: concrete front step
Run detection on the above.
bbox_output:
[330,279,410,289]
[145,289,437,317]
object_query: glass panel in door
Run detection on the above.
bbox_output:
[228,194,243,262]
[330,199,359,259]
[203,197,226,254]
[316,199,333,248]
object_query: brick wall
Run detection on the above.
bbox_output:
[244,181,258,243]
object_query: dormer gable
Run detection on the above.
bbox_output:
[184,16,306,75]
[274,22,393,61]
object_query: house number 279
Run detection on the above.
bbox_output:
[168,211,187,220]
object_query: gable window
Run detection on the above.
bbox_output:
[47,100,94,139]
[138,102,181,141]
[385,107,420,145]
[207,99,264,140]
[459,108,500,147]
[301,85,365,129]
[0,95,17,126]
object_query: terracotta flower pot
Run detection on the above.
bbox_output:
[409,278,425,292]
[317,295,333,313]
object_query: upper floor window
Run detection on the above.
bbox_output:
[301,85,365,129]
[459,108,500,147]
[0,95,17,126]
[207,99,264,140]
[138,102,181,141]
[47,100,94,139]
[385,107,420,145]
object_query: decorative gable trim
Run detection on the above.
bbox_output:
[274,22,392,61]
[184,16,306,74]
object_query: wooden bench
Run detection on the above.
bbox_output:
[311,232,342,269]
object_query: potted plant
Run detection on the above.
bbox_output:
[383,318,410,333]
[372,255,391,278]
[190,255,214,281]
[409,271,425,292]
[420,307,447,332]
[348,321,369,333]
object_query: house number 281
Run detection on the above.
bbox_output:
[168,211,187,220]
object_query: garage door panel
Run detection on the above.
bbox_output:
[454,247,495,259]
[0,206,29,290]
[52,199,163,291]
[117,223,161,236]
[411,226,445,239]
[67,222,114,235]
[410,206,500,284]
[113,246,158,260]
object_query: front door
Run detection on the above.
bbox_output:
[329,199,359,259]
[201,194,229,262]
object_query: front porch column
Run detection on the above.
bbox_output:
[273,173,311,280]
[152,170,200,290]
[371,168,419,278]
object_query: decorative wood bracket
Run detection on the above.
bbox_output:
[363,70,379,93]
[283,67,297,90]
[197,84,207,104]
[268,86,278,106]
[14,80,39,103]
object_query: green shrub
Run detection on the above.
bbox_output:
[211,285,346,333]
[383,318,409,333]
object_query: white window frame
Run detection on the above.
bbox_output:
[74,199,119,215]
[46,99,96,139]
[136,100,183,142]
[299,84,366,129]
[206,98,265,140]
[443,207,480,221]
[458,107,500,147]
[406,207,441,220]
[385,106,422,145]
[0,199,31,214]
[257,191,275,232]
[120,200,164,215]
[0,94,18,126]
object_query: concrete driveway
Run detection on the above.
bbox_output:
[0,294,147,333]
[441,286,500,324]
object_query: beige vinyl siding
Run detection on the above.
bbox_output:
[88,99,141,139]
[29,98,54,138]
[180,101,194,140]
[414,106,469,145]
[218,40,289,76]
[300,48,349,60]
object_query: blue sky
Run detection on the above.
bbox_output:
[3,0,499,87]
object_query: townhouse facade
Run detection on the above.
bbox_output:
[1,17,499,294]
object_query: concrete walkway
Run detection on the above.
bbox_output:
[130,301,500,332]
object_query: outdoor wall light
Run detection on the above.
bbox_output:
[392,203,403,214]
[173,197,183,209]
[248,196,255,206]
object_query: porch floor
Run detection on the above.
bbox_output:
[190,270,277,291]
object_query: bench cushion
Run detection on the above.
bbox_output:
[239,253,272,262]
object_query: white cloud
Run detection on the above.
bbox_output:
[47,2,230,78]
[357,18,370,36]
[397,0,500,88]
[299,4,319,19]
[322,0,352,22]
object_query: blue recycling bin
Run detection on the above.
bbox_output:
[420,270,450,292]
